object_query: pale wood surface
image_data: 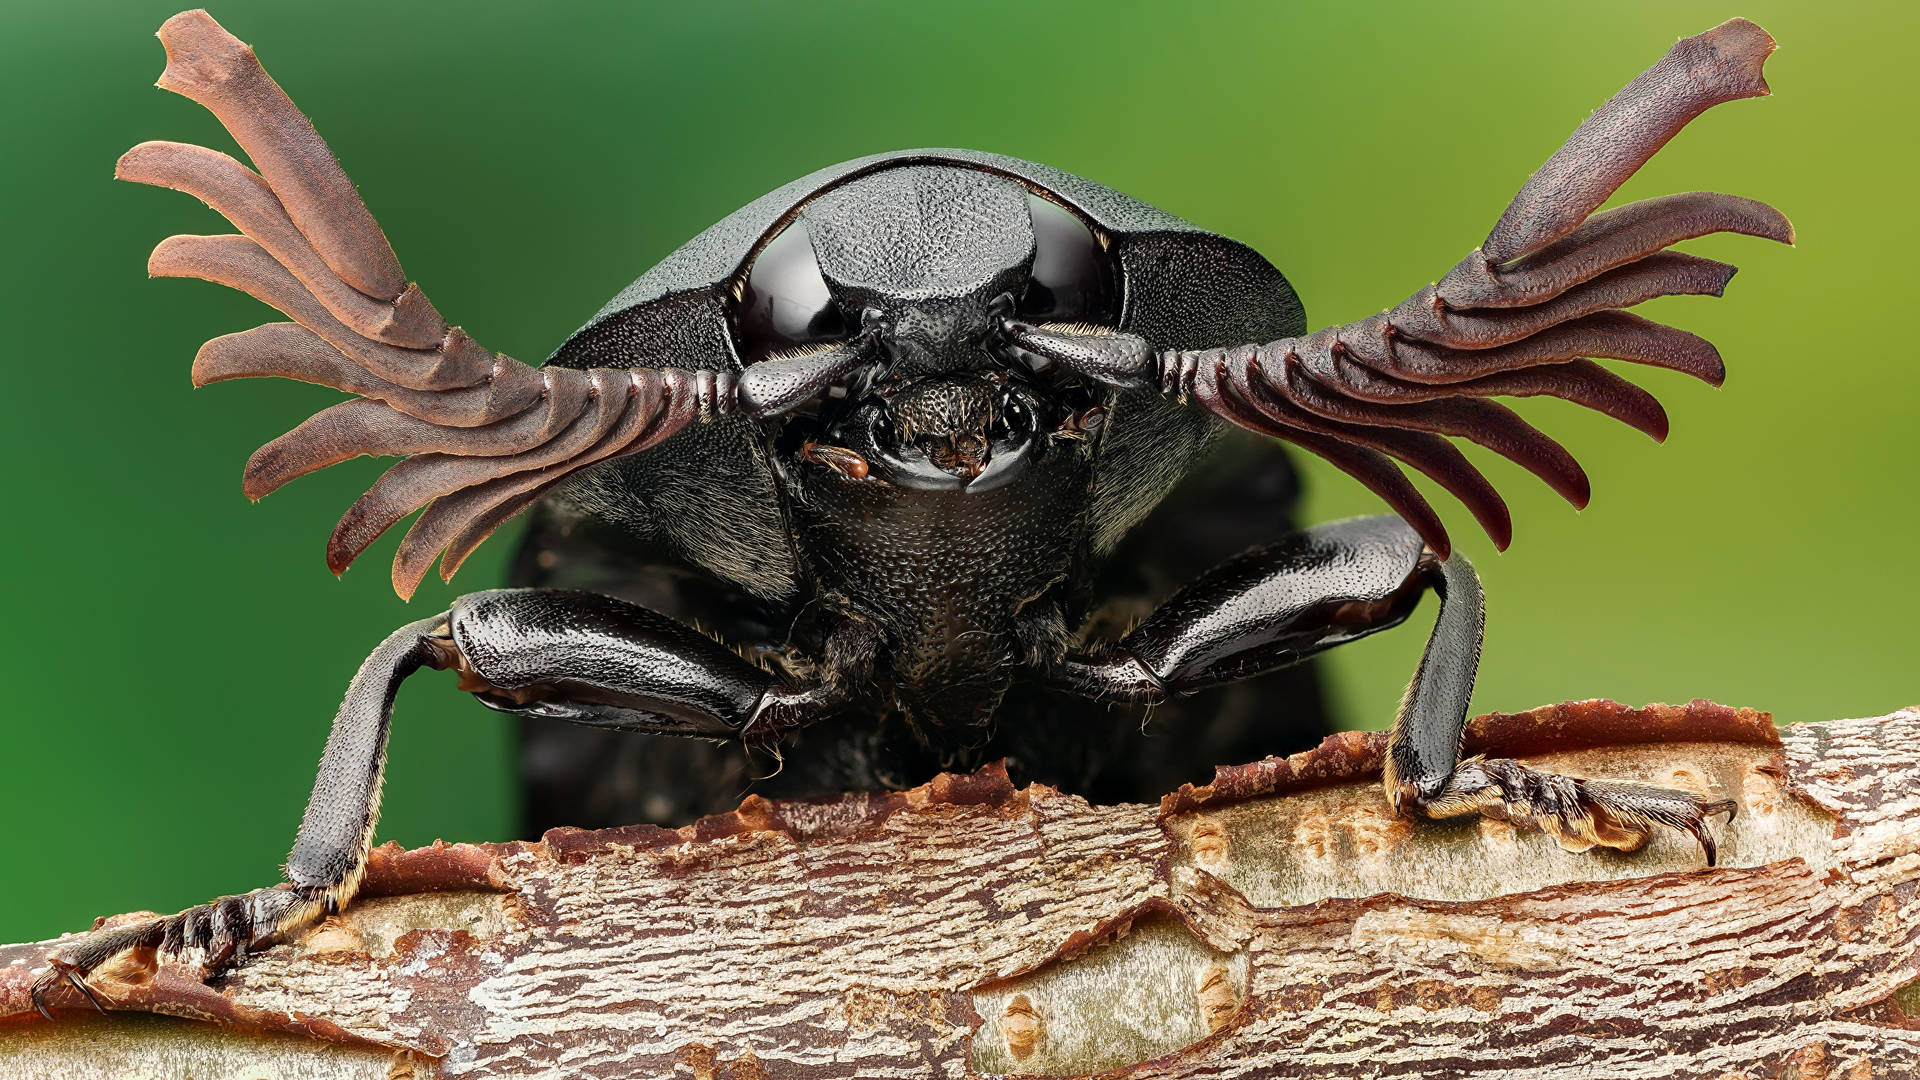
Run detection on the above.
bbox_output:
[2,699,1915,1079]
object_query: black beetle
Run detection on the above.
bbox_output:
[35,11,1790,1010]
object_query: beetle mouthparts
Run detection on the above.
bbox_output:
[885,376,999,448]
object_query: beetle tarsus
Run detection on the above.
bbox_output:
[37,958,108,1020]
[1391,756,1739,866]
[29,884,323,1018]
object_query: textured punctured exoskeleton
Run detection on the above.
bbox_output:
[34,11,1787,1014]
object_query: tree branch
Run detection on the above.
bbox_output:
[3,699,1916,1078]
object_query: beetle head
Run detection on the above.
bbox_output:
[731,165,1114,487]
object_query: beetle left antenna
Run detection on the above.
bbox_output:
[118,10,726,599]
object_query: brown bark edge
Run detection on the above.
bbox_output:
[1,698,1916,1079]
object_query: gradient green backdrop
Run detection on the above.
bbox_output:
[3,1,1914,944]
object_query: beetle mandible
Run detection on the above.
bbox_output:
[34,10,1789,1009]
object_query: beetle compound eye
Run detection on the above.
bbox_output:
[737,221,851,362]
[1018,194,1114,324]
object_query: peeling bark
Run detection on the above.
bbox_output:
[2,699,1916,1079]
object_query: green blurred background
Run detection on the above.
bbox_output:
[2,0,1913,944]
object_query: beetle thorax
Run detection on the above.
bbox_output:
[734,166,1117,727]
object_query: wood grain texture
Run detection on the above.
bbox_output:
[2,699,1916,1079]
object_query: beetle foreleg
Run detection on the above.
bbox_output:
[1375,553,1735,865]
[32,590,864,1016]
[1052,517,1433,703]
[1052,516,1733,864]
[439,589,867,744]
[31,614,448,1017]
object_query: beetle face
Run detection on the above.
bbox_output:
[732,165,1114,490]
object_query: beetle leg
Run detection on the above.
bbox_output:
[30,613,446,1017]
[1049,515,1732,863]
[1379,541,1737,862]
[30,590,863,1016]
[440,589,870,746]
[1050,517,1433,703]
